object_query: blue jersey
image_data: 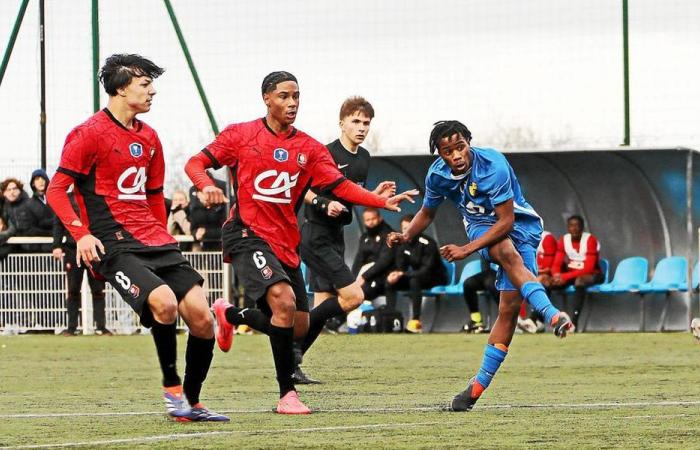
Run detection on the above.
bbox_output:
[423,146,542,246]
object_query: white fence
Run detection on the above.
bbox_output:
[0,249,230,335]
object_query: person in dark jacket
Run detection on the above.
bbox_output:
[384,214,447,333]
[353,208,395,300]
[28,169,54,252]
[188,178,226,251]
[1,177,44,253]
[51,192,110,336]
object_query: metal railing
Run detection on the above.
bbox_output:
[0,236,230,335]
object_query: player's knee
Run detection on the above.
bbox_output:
[189,311,214,338]
[498,297,521,317]
[496,249,523,271]
[340,284,364,310]
[149,288,179,323]
[267,283,296,317]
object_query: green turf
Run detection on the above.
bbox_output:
[1,332,699,448]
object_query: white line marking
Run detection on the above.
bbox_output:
[1,421,443,449]
[2,399,699,419]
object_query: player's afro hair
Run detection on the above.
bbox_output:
[428,120,473,155]
[261,71,298,95]
[99,54,164,96]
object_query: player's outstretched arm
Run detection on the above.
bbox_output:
[440,199,515,262]
[372,181,396,198]
[387,206,436,247]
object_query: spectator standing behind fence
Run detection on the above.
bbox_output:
[52,192,111,336]
[353,208,395,301]
[550,215,602,329]
[0,215,14,261]
[28,170,54,250]
[384,214,448,333]
[189,179,226,251]
[167,189,192,251]
[1,177,47,253]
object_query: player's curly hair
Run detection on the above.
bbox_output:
[99,54,164,96]
[261,71,298,95]
[428,120,473,155]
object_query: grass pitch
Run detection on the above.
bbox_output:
[1,332,699,449]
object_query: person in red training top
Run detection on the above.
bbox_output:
[520,230,559,332]
[551,215,603,329]
[185,71,416,415]
[46,54,228,423]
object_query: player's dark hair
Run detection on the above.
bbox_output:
[567,214,585,228]
[401,214,415,223]
[261,71,298,95]
[98,54,164,96]
[429,120,473,155]
[339,96,375,120]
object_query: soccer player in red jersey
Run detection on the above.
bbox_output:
[185,71,415,414]
[46,54,228,422]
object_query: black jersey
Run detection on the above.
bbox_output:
[304,139,370,227]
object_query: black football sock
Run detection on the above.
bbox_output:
[225,306,272,335]
[269,324,295,397]
[151,321,181,387]
[301,296,343,354]
[92,295,106,330]
[183,334,214,406]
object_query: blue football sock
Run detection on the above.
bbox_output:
[521,281,560,325]
[475,344,508,390]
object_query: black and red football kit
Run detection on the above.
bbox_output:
[186,118,387,305]
[47,109,202,324]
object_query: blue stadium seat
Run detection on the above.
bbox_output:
[424,259,456,295]
[300,261,313,296]
[589,257,648,293]
[442,259,483,295]
[638,257,687,293]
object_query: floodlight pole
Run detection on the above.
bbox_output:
[622,0,630,146]
[163,0,219,135]
[0,0,30,88]
[92,0,100,113]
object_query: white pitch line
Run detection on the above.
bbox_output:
[1,420,444,449]
[2,399,700,419]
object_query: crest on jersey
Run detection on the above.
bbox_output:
[469,182,477,196]
[273,148,288,162]
[128,284,140,298]
[129,142,143,158]
[261,265,273,280]
[297,153,307,166]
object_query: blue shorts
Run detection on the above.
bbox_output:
[466,221,541,291]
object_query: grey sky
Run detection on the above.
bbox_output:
[1,0,698,189]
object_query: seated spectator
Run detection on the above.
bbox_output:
[550,215,603,329]
[462,259,498,333]
[1,177,44,252]
[52,191,111,336]
[353,208,395,300]
[167,189,192,251]
[384,214,448,333]
[189,178,226,251]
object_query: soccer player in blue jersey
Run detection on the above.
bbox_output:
[387,120,574,412]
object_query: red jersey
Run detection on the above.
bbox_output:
[49,109,176,255]
[536,231,557,273]
[188,118,363,267]
[552,232,600,282]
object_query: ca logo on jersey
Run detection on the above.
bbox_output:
[273,148,288,162]
[117,166,147,200]
[252,170,299,204]
[129,143,143,157]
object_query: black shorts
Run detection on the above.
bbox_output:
[95,250,203,327]
[222,221,309,314]
[300,221,356,293]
